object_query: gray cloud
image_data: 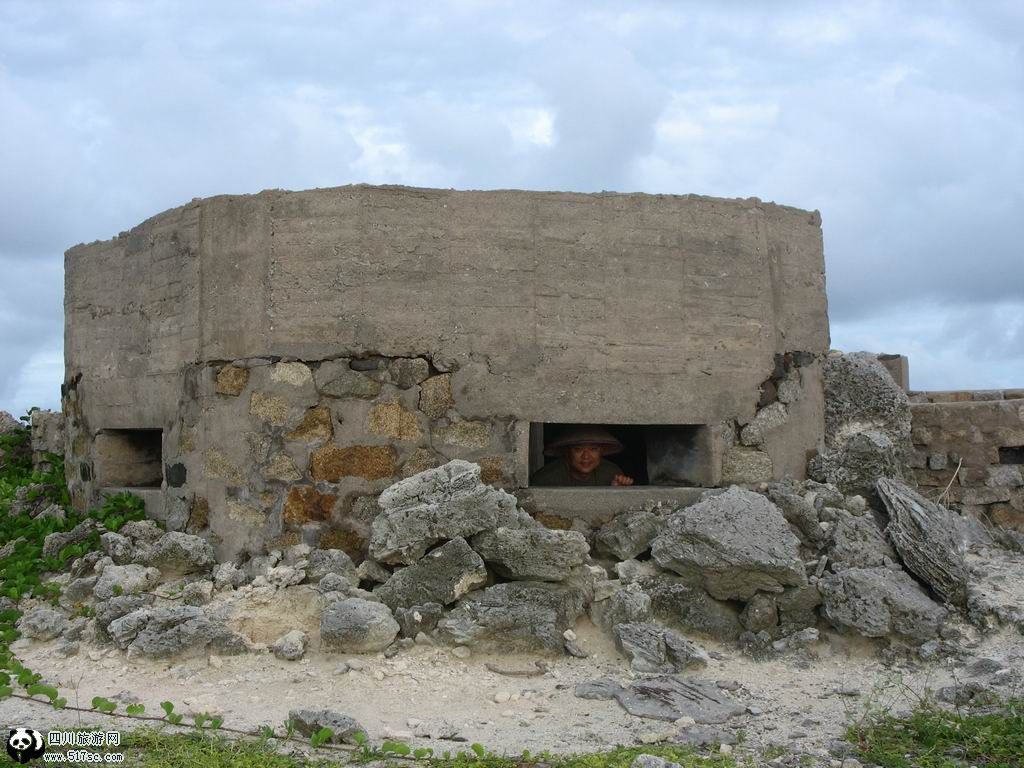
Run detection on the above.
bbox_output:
[1,0,1021,415]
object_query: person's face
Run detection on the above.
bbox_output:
[567,443,602,475]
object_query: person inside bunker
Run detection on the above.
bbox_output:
[530,426,635,486]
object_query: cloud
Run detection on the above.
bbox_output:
[0,0,1021,416]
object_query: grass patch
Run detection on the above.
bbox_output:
[0,729,741,768]
[847,699,1024,768]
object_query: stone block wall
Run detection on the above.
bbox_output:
[909,393,1024,531]
[64,185,831,560]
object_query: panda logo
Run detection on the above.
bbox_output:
[6,728,46,763]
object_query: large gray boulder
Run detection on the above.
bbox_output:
[877,478,968,608]
[369,460,525,565]
[305,549,358,586]
[809,352,912,498]
[613,676,745,723]
[394,603,445,638]
[764,485,826,546]
[650,487,805,600]
[134,532,215,576]
[819,566,947,643]
[320,598,399,653]
[614,622,710,674]
[593,510,661,560]
[589,585,653,633]
[809,430,906,501]
[827,508,898,570]
[108,606,247,657]
[17,607,69,640]
[0,411,22,435]
[470,527,589,582]
[374,538,487,610]
[94,594,155,637]
[437,575,592,653]
[628,572,743,641]
[93,564,161,601]
[42,520,98,559]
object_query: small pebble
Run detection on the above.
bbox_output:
[334,663,350,675]
[373,671,385,681]
[719,744,733,755]
[563,629,577,642]
[346,658,367,671]
[493,691,511,704]
[673,716,696,728]
[452,646,471,659]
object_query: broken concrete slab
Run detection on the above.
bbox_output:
[374,537,487,610]
[469,527,589,582]
[614,676,746,723]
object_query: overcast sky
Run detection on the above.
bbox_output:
[1,1,1022,418]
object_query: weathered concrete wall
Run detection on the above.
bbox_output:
[64,185,830,559]
[910,395,1024,531]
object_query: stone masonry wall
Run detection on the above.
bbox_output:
[909,392,1024,531]
[64,185,830,559]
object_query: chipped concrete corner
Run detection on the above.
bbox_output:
[63,184,830,560]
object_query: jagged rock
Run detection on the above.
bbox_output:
[828,508,898,570]
[94,594,155,636]
[614,623,710,674]
[320,598,399,653]
[394,603,445,638]
[819,567,947,642]
[42,520,98,559]
[593,511,661,560]
[70,551,104,579]
[740,402,789,446]
[35,504,66,522]
[9,484,52,517]
[182,580,214,606]
[771,626,820,653]
[821,352,912,449]
[633,573,742,641]
[589,584,652,633]
[62,617,87,641]
[356,559,391,585]
[375,538,487,610]
[267,566,305,588]
[810,430,906,501]
[614,676,745,723]
[0,411,22,435]
[119,520,163,544]
[282,544,313,566]
[877,478,968,608]
[574,677,625,700]
[305,549,358,586]
[134,532,215,576]
[109,606,246,657]
[60,575,98,608]
[273,630,308,660]
[213,562,250,590]
[469,527,588,582]
[437,576,592,653]
[615,559,662,583]
[244,552,281,580]
[93,564,161,601]
[651,487,805,600]
[100,532,135,564]
[369,460,524,565]
[740,594,778,633]
[765,485,826,546]
[16,607,68,640]
[776,585,823,634]
[289,709,366,744]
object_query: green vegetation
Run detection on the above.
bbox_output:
[848,699,1023,768]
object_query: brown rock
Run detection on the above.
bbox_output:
[478,456,506,485]
[318,528,366,561]
[270,531,302,549]
[187,497,210,533]
[367,402,422,441]
[311,445,397,482]
[989,502,1024,532]
[286,405,333,442]
[216,365,250,396]
[250,392,290,425]
[535,512,573,530]
[284,486,337,525]
[721,447,773,484]
[400,448,444,478]
[419,374,454,419]
[227,500,266,526]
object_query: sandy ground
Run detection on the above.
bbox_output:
[2,615,1022,763]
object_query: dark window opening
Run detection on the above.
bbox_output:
[94,429,164,488]
[999,446,1024,465]
[529,423,712,487]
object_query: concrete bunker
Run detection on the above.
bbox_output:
[63,184,830,560]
